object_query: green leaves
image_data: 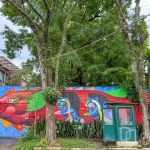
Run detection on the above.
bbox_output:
[0,25,28,59]
[42,87,61,105]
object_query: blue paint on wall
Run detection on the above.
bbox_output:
[0,120,27,138]
[0,86,23,97]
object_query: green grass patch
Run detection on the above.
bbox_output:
[15,138,96,150]
[53,138,96,148]
[15,137,49,150]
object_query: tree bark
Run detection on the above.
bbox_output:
[55,1,78,89]
[115,0,150,144]
[135,0,150,143]
[46,102,56,145]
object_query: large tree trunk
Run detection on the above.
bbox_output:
[46,46,53,87]
[6,0,56,146]
[115,0,150,145]
[45,46,55,145]
[46,102,56,145]
[37,44,55,145]
[135,0,150,144]
[139,84,149,142]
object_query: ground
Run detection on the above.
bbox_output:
[86,138,116,149]
[0,138,19,150]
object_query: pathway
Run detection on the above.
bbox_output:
[0,138,19,150]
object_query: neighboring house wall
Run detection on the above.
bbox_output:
[0,68,9,84]
[0,86,147,137]
[0,56,23,86]
[9,70,22,86]
[0,68,22,86]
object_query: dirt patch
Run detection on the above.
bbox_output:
[85,138,116,148]
[0,138,19,150]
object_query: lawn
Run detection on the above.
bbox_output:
[15,138,97,150]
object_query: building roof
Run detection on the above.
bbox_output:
[0,56,20,71]
[106,102,139,105]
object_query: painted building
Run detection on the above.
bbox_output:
[0,86,149,137]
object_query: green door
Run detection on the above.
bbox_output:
[102,107,116,142]
[116,106,137,142]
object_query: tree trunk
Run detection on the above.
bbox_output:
[135,0,150,143]
[115,0,150,145]
[54,2,78,89]
[37,44,55,144]
[46,102,56,145]
[139,84,149,142]
[46,46,52,87]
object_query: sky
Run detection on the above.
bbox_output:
[0,1,150,69]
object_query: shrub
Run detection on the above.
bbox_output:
[42,87,61,105]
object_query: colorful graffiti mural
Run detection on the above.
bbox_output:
[0,86,149,137]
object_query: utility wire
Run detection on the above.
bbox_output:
[35,14,150,61]
[3,2,150,68]
[16,17,150,68]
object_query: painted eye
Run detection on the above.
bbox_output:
[8,99,14,103]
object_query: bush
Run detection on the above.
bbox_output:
[35,119,103,138]
[42,87,61,105]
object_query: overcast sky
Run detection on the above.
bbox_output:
[0,0,150,68]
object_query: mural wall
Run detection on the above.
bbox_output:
[0,86,149,137]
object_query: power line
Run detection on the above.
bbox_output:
[38,15,150,61]
[3,3,150,68]
[41,2,150,54]
[17,17,150,68]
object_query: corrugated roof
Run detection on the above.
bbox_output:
[0,56,20,71]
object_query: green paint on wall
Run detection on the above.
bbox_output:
[26,91,45,111]
[105,88,127,98]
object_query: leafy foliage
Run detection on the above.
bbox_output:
[42,87,61,105]
[36,119,103,139]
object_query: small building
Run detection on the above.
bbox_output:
[0,56,24,86]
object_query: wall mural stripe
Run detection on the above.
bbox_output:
[0,86,149,137]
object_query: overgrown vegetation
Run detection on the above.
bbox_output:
[35,119,103,138]
[43,87,61,105]
[15,121,97,150]
[21,119,144,140]
[15,119,148,149]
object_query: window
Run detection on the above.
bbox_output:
[103,108,113,125]
[118,107,133,125]
[0,71,4,82]
[0,71,8,82]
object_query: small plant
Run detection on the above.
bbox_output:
[39,137,48,146]
[43,87,61,105]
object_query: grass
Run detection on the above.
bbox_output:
[15,138,97,150]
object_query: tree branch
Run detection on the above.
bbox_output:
[55,0,79,88]
[9,0,40,42]
[115,0,137,63]
[135,0,144,65]
[62,0,67,10]
[43,0,56,44]
[88,14,101,22]
[25,0,44,22]
[9,0,47,90]
[43,0,50,11]
[80,8,86,23]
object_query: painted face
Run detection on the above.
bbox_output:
[85,97,99,116]
[57,97,69,114]
[86,101,96,113]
